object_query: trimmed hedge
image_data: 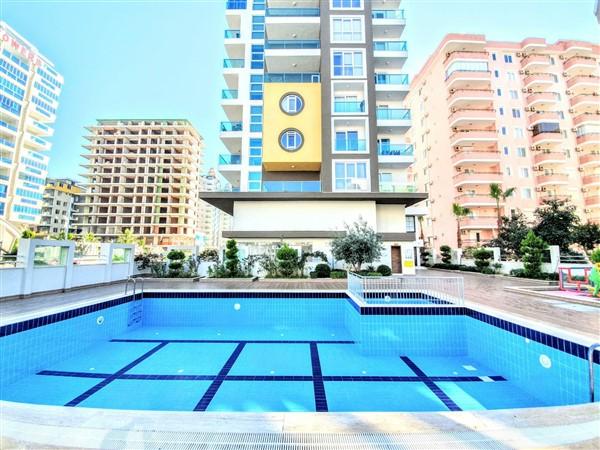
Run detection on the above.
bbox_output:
[314,263,331,278]
[331,269,348,279]
[376,264,392,276]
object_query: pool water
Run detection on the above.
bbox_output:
[0,295,597,412]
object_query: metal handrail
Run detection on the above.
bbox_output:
[124,277,136,296]
[588,343,600,402]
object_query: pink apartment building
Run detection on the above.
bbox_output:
[407,34,599,251]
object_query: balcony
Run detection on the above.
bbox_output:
[523,73,556,90]
[264,40,320,73]
[379,182,417,193]
[531,130,562,147]
[265,5,320,42]
[448,108,495,127]
[372,10,406,40]
[219,121,242,153]
[536,173,569,186]
[377,144,414,167]
[566,75,599,94]
[223,59,244,69]
[264,73,320,83]
[461,216,498,229]
[451,150,500,166]
[220,122,242,132]
[573,113,600,127]
[445,70,491,90]
[449,129,497,147]
[454,194,497,207]
[539,194,572,203]
[374,74,409,101]
[582,174,600,187]
[584,195,600,207]
[576,133,600,148]
[453,171,503,186]
[265,40,320,49]
[564,56,597,73]
[376,108,411,132]
[526,92,560,109]
[262,181,321,193]
[528,111,561,126]
[218,154,242,165]
[265,8,319,17]
[570,94,600,112]
[533,152,566,165]
[226,0,246,9]
[334,100,365,114]
[520,54,551,70]
[335,139,366,152]
[221,89,238,100]
[373,41,408,69]
[224,29,241,39]
[446,89,493,108]
[26,118,53,137]
[579,153,600,167]
[444,51,489,67]
[25,133,51,151]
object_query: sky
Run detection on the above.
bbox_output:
[2,0,599,180]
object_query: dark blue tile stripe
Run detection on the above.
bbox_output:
[38,370,111,379]
[64,342,168,407]
[400,356,462,412]
[309,342,328,412]
[193,342,246,411]
[111,339,355,344]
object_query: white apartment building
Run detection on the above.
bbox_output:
[0,22,63,246]
[77,119,204,246]
[198,168,232,249]
[36,178,83,237]
[201,0,426,273]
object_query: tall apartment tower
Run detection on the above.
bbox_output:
[202,0,427,273]
[37,178,83,237]
[0,22,63,244]
[198,168,231,249]
[407,34,599,251]
[77,119,204,246]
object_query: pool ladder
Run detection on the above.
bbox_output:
[589,343,600,402]
[125,277,145,326]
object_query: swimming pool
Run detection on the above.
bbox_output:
[1,292,598,412]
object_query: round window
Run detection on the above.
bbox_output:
[280,93,304,115]
[279,129,304,152]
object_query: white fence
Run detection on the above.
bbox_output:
[0,239,135,298]
[348,272,464,306]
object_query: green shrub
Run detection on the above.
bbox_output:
[472,248,493,272]
[367,272,381,277]
[590,248,600,264]
[276,244,299,278]
[330,270,347,279]
[167,250,186,261]
[520,231,547,278]
[376,264,392,276]
[481,267,495,275]
[314,263,331,278]
[309,271,318,279]
[225,239,240,277]
[440,245,452,264]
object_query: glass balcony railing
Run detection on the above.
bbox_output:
[218,154,242,165]
[226,0,247,10]
[0,120,17,132]
[264,73,320,83]
[221,89,239,99]
[223,59,245,69]
[0,138,15,148]
[29,134,47,146]
[378,144,414,156]
[373,41,408,52]
[334,101,365,113]
[379,182,417,193]
[372,10,405,19]
[376,108,411,120]
[335,139,366,152]
[265,8,320,17]
[0,174,9,181]
[33,121,49,131]
[374,74,409,85]
[265,40,320,49]
[224,29,241,39]
[0,156,12,164]
[220,121,242,132]
[262,181,321,193]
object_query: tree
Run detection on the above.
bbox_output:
[487,212,530,260]
[489,183,516,233]
[574,222,600,252]
[473,248,493,272]
[520,231,547,278]
[82,232,99,243]
[21,229,37,239]
[533,199,579,251]
[331,219,383,272]
[439,245,452,264]
[452,203,471,248]
[276,244,299,278]
[199,248,219,262]
[224,239,240,277]
[116,228,145,247]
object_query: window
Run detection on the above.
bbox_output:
[250,105,263,132]
[494,70,499,78]
[505,167,512,176]
[249,138,262,166]
[504,54,513,63]
[253,0,265,10]
[332,51,364,77]
[522,188,532,199]
[509,90,518,99]
[503,146,509,156]
[250,74,263,100]
[280,93,304,115]
[499,107,504,116]
[406,216,416,233]
[332,18,363,42]
[501,126,507,135]
[517,147,526,157]
[248,171,261,192]
[491,53,497,61]
[515,128,524,138]
[335,131,363,152]
[332,0,361,8]
[279,129,303,151]
[520,167,530,178]
[497,88,502,96]
[334,160,368,191]
[251,45,264,69]
[512,108,521,118]
[251,16,265,39]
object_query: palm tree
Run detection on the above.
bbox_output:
[452,203,471,248]
[489,183,516,233]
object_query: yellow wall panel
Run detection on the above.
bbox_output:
[262,83,322,172]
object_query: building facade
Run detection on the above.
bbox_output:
[202,0,426,273]
[77,119,204,246]
[0,22,63,245]
[407,34,599,251]
[198,168,232,249]
[36,178,83,236]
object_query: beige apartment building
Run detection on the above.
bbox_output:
[77,119,204,246]
[37,178,83,237]
[198,168,231,249]
[408,34,599,251]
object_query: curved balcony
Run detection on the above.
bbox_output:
[446,89,494,108]
[523,73,556,89]
[531,131,562,146]
[566,75,599,93]
[453,171,502,186]
[444,51,489,67]
[539,194,572,203]
[576,133,600,147]
[584,195,600,207]
[564,56,597,73]
[573,113,600,127]
[448,108,495,127]
[536,173,569,186]
[570,94,600,111]
[533,151,566,165]
[461,216,498,229]
[445,70,491,90]
[450,129,497,147]
[526,92,560,108]
[528,111,561,126]
[451,150,500,166]
[579,153,600,167]
[454,194,498,207]
[582,174,600,187]
[520,54,551,70]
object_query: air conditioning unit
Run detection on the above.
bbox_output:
[565,90,572,95]
[571,128,578,132]
[457,187,463,192]
[524,107,531,112]
[578,167,584,172]
[584,209,592,213]
[519,70,525,74]
[568,109,574,113]
[563,72,569,77]
[559,55,565,60]
[530,146,537,150]
[516,52,522,57]
[575,147,583,152]
[536,187,543,192]
[522,88,529,93]
[582,188,589,193]
[541,187,547,192]
[431,218,437,222]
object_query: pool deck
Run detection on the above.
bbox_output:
[1,269,600,448]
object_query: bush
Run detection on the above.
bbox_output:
[225,239,240,277]
[440,245,452,264]
[376,264,392,276]
[309,271,318,279]
[521,231,547,279]
[590,248,600,264]
[314,263,331,278]
[367,272,381,277]
[473,248,493,272]
[134,253,161,270]
[276,244,299,278]
[331,269,347,279]
[199,248,219,262]
[166,250,186,261]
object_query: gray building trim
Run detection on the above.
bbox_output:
[223,230,416,241]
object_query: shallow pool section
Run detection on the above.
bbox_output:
[1,293,598,412]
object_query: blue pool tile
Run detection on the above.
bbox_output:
[437,381,548,410]
[229,344,312,376]
[325,382,448,412]
[319,344,414,377]
[78,379,212,411]
[206,381,315,412]
[45,342,158,374]
[1,375,101,406]
[407,357,496,377]
[127,343,238,375]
